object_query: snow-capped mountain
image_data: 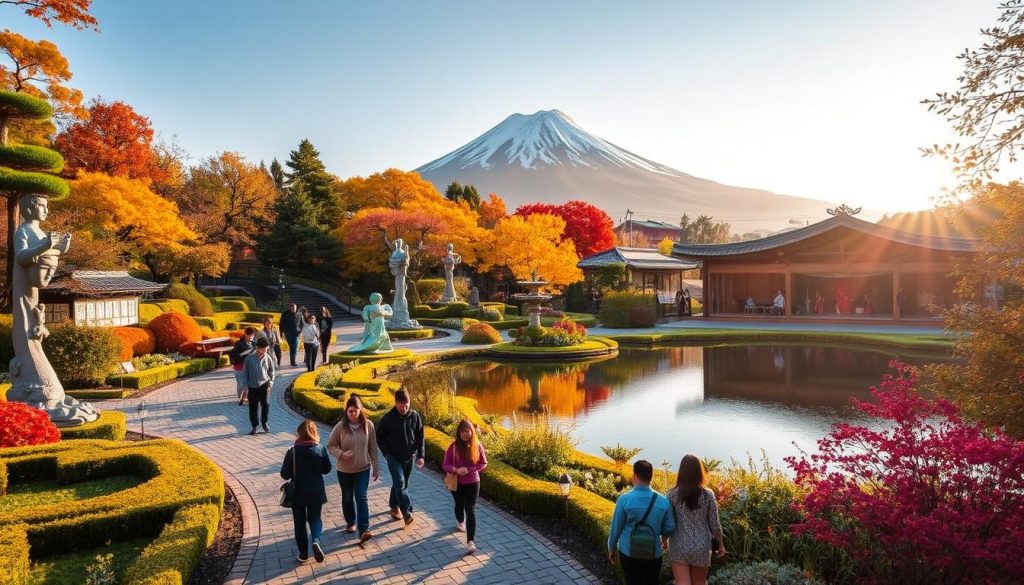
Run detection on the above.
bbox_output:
[416,109,845,233]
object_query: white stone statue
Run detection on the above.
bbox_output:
[440,242,462,303]
[387,237,421,330]
[7,195,98,426]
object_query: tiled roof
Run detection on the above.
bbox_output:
[578,247,698,270]
[615,219,678,231]
[671,214,982,258]
[45,271,167,296]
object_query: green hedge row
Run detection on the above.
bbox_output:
[604,329,953,353]
[0,524,29,585]
[387,328,436,340]
[210,295,257,311]
[193,310,276,331]
[121,503,220,585]
[106,357,218,389]
[58,411,127,441]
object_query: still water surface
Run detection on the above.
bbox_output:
[447,345,944,469]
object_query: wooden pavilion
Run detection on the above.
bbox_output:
[671,211,983,323]
[578,247,698,294]
[41,270,166,327]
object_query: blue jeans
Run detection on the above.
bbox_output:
[286,334,299,366]
[291,502,323,558]
[338,469,370,533]
[385,455,413,519]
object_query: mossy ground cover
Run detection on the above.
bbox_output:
[0,475,141,513]
[29,536,152,585]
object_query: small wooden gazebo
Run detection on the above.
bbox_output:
[578,247,698,293]
[41,270,166,327]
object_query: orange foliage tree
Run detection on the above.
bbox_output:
[5,0,97,29]
[478,214,582,288]
[335,168,442,212]
[478,193,508,228]
[514,200,615,258]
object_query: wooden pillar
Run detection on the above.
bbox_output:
[784,270,793,318]
[703,265,711,319]
[893,270,901,321]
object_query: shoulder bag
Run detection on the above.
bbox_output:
[444,445,459,491]
[705,490,720,554]
[628,492,659,560]
[280,447,296,508]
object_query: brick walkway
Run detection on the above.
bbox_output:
[107,325,593,585]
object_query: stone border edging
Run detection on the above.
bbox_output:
[221,467,260,585]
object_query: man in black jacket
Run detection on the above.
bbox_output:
[279,303,301,367]
[376,389,425,526]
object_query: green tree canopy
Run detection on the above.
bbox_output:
[256,183,338,267]
[284,139,338,218]
[679,213,730,244]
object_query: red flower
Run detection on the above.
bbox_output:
[0,401,61,448]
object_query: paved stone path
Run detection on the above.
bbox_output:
[107,325,594,585]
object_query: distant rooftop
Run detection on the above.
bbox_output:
[615,219,678,231]
[45,271,166,297]
[578,247,698,271]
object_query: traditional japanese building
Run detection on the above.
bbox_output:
[40,271,166,327]
[671,210,983,322]
[613,219,679,248]
[578,246,699,295]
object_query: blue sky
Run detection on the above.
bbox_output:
[5,0,1002,213]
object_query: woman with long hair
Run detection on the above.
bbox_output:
[666,454,725,585]
[300,314,320,372]
[442,419,488,555]
[280,419,332,564]
[326,396,379,543]
[318,306,333,364]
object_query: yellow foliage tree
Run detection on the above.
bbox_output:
[178,151,276,247]
[657,236,674,256]
[335,168,443,213]
[478,214,582,288]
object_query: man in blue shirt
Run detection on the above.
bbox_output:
[608,460,675,585]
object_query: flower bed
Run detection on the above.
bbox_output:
[105,357,220,390]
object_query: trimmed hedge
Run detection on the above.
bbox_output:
[0,144,63,173]
[112,326,157,360]
[139,303,164,325]
[195,310,277,331]
[147,311,204,354]
[0,524,29,585]
[387,328,436,340]
[58,411,127,441]
[122,503,220,585]
[0,167,69,199]
[42,322,122,387]
[461,322,502,344]
[598,291,658,328]
[107,357,218,389]
[211,298,249,312]
[411,302,470,319]
[151,299,190,315]
[164,283,214,317]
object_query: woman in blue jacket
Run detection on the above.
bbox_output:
[281,419,333,563]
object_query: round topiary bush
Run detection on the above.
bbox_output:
[461,322,502,344]
[0,401,60,450]
[111,326,157,361]
[146,311,204,354]
[417,278,445,302]
[42,322,122,387]
[479,308,502,322]
[164,283,214,316]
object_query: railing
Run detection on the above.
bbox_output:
[205,263,366,310]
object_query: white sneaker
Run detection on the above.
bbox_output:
[456,522,466,532]
[467,541,476,555]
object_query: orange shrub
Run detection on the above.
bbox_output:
[461,322,502,344]
[111,326,157,360]
[146,311,204,354]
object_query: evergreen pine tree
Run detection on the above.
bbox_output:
[269,158,285,191]
[462,184,481,210]
[444,181,464,203]
[256,184,338,267]
[284,139,338,218]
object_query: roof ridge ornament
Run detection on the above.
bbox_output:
[826,204,862,217]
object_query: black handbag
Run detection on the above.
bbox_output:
[705,490,720,553]
[280,447,296,508]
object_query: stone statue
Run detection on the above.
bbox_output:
[346,293,394,354]
[7,195,98,426]
[468,286,480,307]
[440,243,462,303]
[386,237,421,330]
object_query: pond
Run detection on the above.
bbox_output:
[446,344,946,470]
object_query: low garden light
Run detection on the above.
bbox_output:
[557,473,573,545]
[137,401,148,440]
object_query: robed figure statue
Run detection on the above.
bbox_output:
[346,293,394,354]
[386,237,421,329]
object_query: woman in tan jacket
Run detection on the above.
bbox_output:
[326,395,380,542]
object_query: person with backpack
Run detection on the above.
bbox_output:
[230,326,258,405]
[666,454,725,585]
[318,306,333,364]
[608,460,676,585]
[280,419,332,564]
[442,419,488,555]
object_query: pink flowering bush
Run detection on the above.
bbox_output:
[787,362,1024,584]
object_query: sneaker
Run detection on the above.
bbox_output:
[248,427,257,435]
[311,539,325,563]
[390,508,402,521]
[261,423,270,432]
[404,515,415,528]
[456,521,465,532]
[467,541,476,555]
[359,531,373,543]
[238,398,245,406]
[296,554,311,564]
[345,525,356,533]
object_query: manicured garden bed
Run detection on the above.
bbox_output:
[604,328,953,354]
[386,328,438,340]
[487,338,619,360]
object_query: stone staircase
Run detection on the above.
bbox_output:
[283,285,360,321]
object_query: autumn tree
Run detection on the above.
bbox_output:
[478,213,582,288]
[678,213,730,244]
[478,193,507,228]
[4,0,98,29]
[178,151,276,248]
[514,200,615,258]
[54,98,167,184]
[657,236,674,256]
[257,184,337,267]
[284,139,338,218]
[337,168,444,213]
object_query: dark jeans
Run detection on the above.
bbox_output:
[291,502,323,558]
[273,344,282,366]
[320,335,331,362]
[286,334,299,366]
[338,469,370,533]
[385,455,413,518]
[452,481,480,541]
[247,384,269,428]
[304,344,319,371]
[619,552,661,585]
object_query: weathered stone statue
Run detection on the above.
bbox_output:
[468,286,480,307]
[7,195,98,426]
[387,238,421,330]
[440,243,462,303]
[346,293,395,354]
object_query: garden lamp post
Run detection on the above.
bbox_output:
[278,268,285,300]
[137,401,148,440]
[348,280,355,312]
[558,473,573,545]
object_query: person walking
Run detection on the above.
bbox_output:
[682,289,692,317]
[281,419,332,564]
[318,306,333,364]
[442,419,488,555]
[666,454,725,585]
[257,315,282,366]
[375,389,425,526]
[279,303,301,367]
[326,396,380,543]
[608,460,676,585]
[229,326,257,405]
[300,314,321,372]
[241,337,276,434]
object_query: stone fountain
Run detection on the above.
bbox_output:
[511,272,552,328]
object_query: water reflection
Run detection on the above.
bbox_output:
[450,345,944,468]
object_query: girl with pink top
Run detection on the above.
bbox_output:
[442,419,488,554]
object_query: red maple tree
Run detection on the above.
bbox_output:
[514,199,614,258]
[54,98,167,183]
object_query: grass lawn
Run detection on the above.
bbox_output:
[604,328,952,353]
[29,536,153,585]
[0,475,142,513]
